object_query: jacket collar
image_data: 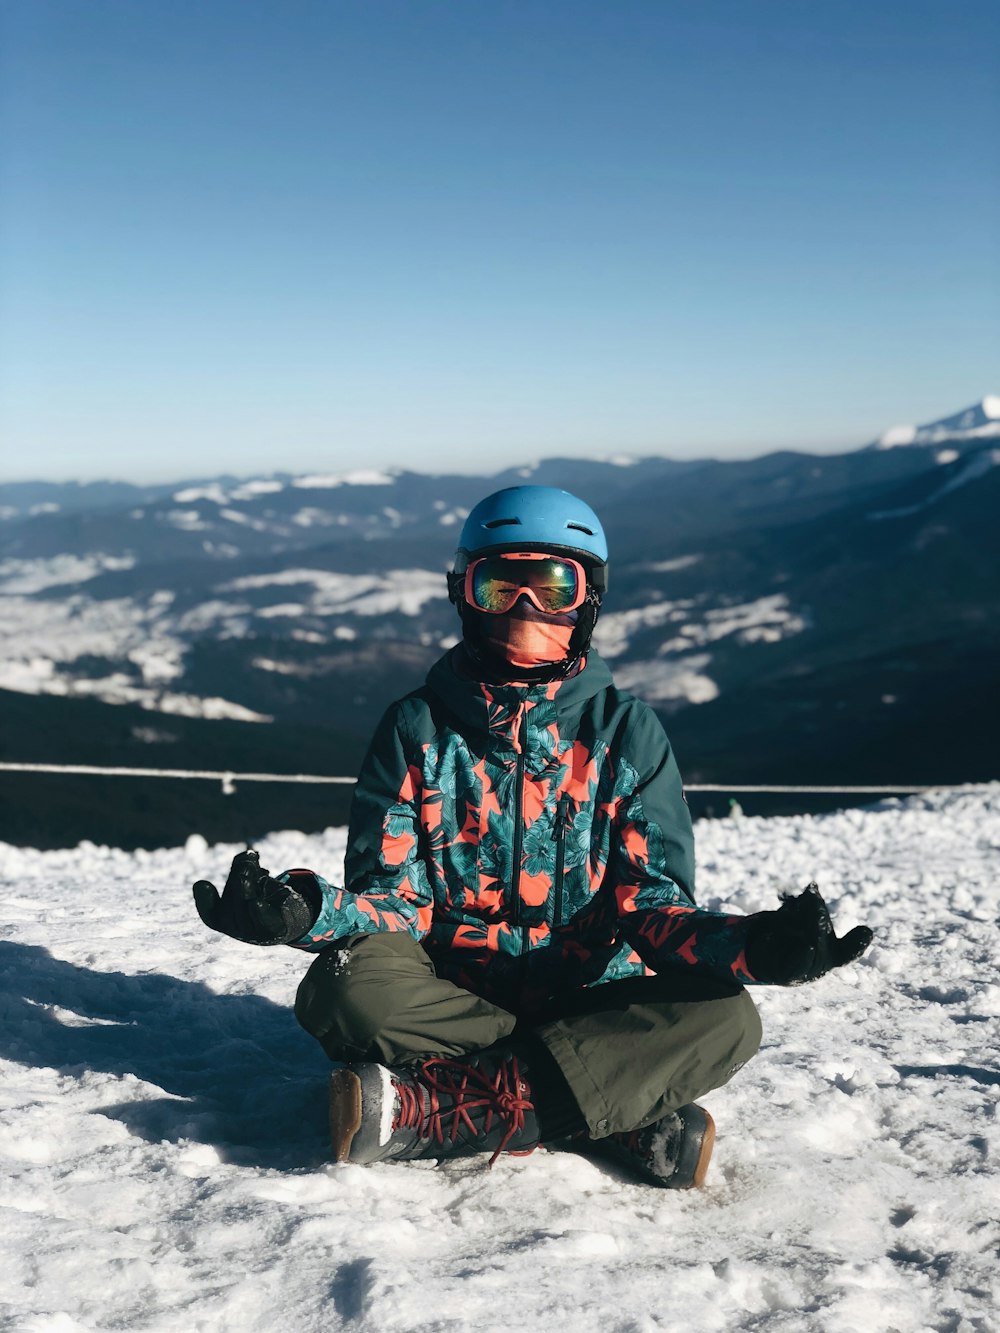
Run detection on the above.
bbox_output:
[425,646,613,747]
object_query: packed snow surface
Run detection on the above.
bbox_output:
[1,786,998,1332]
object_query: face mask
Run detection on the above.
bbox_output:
[472,599,576,669]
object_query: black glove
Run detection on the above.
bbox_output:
[745,882,873,985]
[193,849,320,946]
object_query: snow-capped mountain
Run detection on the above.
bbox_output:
[1,401,997,846]
[873,395,1000,448]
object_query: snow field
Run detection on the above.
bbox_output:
[1,787,998,1332]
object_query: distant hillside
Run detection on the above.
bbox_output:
[0,689,363,849]
[2,399,997,846]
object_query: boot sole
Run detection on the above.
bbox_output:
[329,1068,363,1163]
[683,1105,715,1190]
[581,1103,716,1190]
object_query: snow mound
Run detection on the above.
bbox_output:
[1,785,998,1331]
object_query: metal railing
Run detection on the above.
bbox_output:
[0,761,940,797]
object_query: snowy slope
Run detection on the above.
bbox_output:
[1,787,998,1333]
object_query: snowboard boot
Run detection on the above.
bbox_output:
[329,1045,541,1167]
[583,1104,715,1189]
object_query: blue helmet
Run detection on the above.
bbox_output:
[454,486,608,591]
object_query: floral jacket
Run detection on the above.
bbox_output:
[286,648,754,1012]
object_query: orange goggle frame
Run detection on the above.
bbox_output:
[464,552,587,615]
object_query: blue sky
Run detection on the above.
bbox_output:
[2,0,998,482]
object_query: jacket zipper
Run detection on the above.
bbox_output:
[509,711,527,943]
[552,795,571,928]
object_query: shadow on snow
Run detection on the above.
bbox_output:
[0,940,330,1170]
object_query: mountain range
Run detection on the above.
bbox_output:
[2,398,997,848]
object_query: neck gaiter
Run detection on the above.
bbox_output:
[472,600,576,669]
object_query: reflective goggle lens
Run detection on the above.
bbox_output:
[466,554,585,614]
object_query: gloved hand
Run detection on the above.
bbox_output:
[193,849,320,946]
[745,882,873,985]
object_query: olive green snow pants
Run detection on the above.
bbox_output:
[295,932,762,1138]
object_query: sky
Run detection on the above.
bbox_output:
[1,0,998,484]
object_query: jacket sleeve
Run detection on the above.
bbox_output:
[610,704,754,984]
[286,702,434,952]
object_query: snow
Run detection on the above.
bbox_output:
[1,786,998,1331]
[221,569,448,617]
[175,600,252,634]
[292,471,395,489]
[701,595,808,646]
[230,480,286,501]
[220,509,269,531]
[126,640,185,686]
[156,694,271,723]
[174,484,230,506]
[0,653,268,720]
[165,509,209,531]
[613,654,720,706]
[0,555,136,594]
[0,594,185,691]
[594,595,806,663]
[256,602,309,619]
[251,656,310,676]
[0,589,266,719]
[641,555,703,573]
[592,599,694,659]
[292,508,341,528]
[875,397,1000,449]
[0,554,448,720]
[876,425,918,449]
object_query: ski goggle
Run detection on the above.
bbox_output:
[464,552,587,615]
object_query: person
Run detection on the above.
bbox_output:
[194,485,873,1188]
